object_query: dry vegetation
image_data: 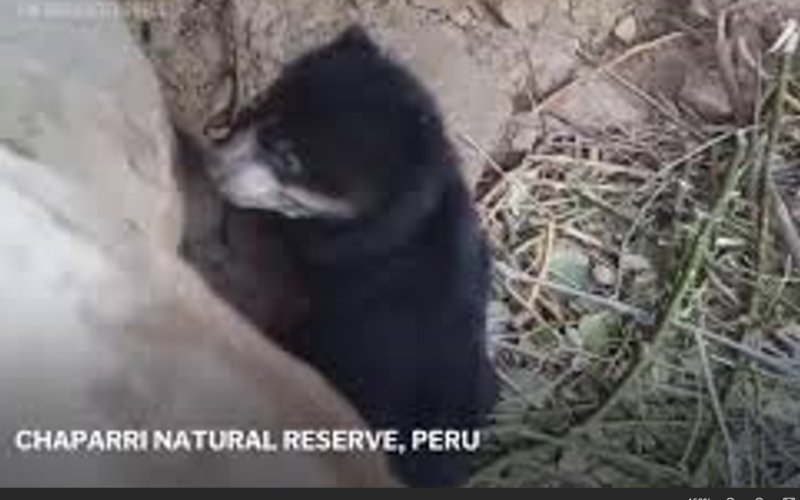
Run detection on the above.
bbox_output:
[473,10,800,488]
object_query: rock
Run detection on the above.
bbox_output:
[0,1,182,252]
[557,0,649,42]
[620,254,653,274]
[679,67,734,122]
[614,14,638,44]
[688,0,715,21]
[495,0,549,31]
[526,14,582,94]
[0,5,397,486]
[547,76,649,130]
[510,125,540,153]
[451,6,479,28]
[509,113,543,152]
[592,263,617,287]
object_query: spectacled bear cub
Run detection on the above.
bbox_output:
[209,26,498,488]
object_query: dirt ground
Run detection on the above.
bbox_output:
[127,0,800,488]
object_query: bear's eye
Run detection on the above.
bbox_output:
[261,139,306,183]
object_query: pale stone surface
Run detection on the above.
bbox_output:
[679,67,735,122]
[614,14,639,44]
[0,0,181,253]
[0,1,392,486]
[494,0,550,31]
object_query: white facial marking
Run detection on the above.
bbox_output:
[210,130,357,219]
[283,185,358,219]
[209,131,280,210]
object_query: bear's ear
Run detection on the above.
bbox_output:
[333,25,380,54]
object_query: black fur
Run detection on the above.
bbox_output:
[231,27,497,487]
